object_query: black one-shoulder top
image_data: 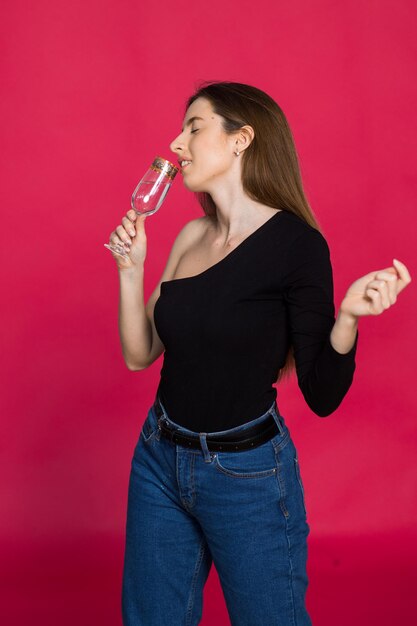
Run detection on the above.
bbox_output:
[154,210,358,432]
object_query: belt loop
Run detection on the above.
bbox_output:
[199,433,212,463]
[270,404,284,436]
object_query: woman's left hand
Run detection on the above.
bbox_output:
[339,258,412,320]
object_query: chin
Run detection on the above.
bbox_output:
[183,178,206,193]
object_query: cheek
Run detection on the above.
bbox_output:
[199,144,229,172]
[187,137,230,185]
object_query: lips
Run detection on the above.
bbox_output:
[180,161,192,173]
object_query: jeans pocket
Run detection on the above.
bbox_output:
[213,439,278,479]
[294,456,307,515]
[141,407,159,444]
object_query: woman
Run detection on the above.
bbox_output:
[107,82,411,626]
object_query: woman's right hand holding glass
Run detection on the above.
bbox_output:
[105,209,147,271]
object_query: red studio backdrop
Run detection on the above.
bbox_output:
[1,1,416,624]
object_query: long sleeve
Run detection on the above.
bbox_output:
[282,228,358,417]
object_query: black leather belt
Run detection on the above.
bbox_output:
[153,399,281,452]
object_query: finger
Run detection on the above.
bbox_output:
[126,209,137,223]
[115,225,133,246]
[393,259,412,290]
[366,267,397,282]
[110,232,131,251]
[104,243,129,259]
[367,280,391,309]
[133,214,147,233]
[375,272,398,304]
[375,271,397,282]
[107,240,129,256]
[122,216,136,237]
[365,287,384,315]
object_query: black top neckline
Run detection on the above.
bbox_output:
[161,209,287,286]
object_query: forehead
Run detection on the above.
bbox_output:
[181,98,216,131]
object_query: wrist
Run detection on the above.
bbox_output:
[337,308,359,328]
[330,310,359,355]
[118,265,144,280]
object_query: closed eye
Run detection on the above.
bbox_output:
[190,128,199,134]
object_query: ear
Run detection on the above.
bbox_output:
[234,124,255,153]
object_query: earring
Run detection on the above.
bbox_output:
[235,149,240,156]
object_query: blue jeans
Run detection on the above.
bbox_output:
[122,396,312,626]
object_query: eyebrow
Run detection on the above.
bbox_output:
[181,116,204,133]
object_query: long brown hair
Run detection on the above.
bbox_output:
[185,80,323,382]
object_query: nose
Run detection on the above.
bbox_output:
[169,131,185,155]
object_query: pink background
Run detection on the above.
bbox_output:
[1,0,416,624]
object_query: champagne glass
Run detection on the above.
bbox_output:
[104,156,179,258]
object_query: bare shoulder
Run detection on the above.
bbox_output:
[152,215,210,284]
[179,215,210,239]
[174,215,211,253]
